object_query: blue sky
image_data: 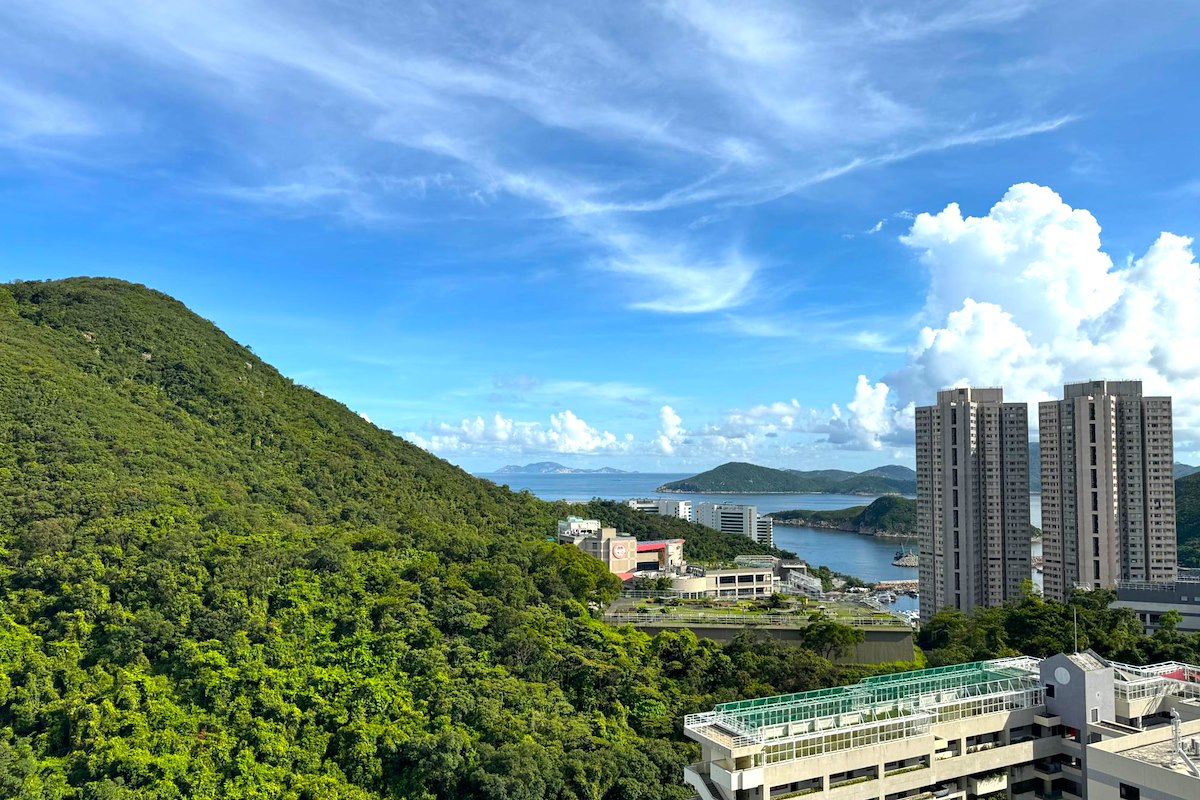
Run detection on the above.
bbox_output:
[2,1,1199,473]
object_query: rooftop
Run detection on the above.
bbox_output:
[686,657,1042,750]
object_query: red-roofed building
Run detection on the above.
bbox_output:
[635,538,685,572]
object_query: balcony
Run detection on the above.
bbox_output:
[967,773,1007,795]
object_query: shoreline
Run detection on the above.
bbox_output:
[771,518,918,539]
[654,488,908,497]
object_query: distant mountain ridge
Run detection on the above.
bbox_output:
[493,461,631,475]
[657,461,916,495]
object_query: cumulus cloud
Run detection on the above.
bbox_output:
[836,183,1200,451]
[407,409,631,455]
[656,405,684,454]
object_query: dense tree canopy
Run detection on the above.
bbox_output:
[0,279,903,799]
[919,585,1200,667]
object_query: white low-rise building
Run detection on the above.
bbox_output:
[684,651,1200,800]
[671,566,776,599]
[626,498,693,522]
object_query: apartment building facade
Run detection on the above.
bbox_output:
[684,652,1200,800]
[696,502,774,548]
[916,387,1031,623]
[1039,380,1177,601]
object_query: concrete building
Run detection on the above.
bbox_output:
[696,502,774,548]
[626,497,694,522]
[635,539,686,572]
[556,516,637,576]
[670,566,776,599]
[683,651,1200,800]
[916,387,1032,623]
[1039,380,1177,601]
[556,515,603,542]
[756,517,774,549]
[1113,571,1200,633]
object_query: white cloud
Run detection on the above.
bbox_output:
[408,409,631,455]
[656,405,684,454]
[832,183,1200,451]
[0,78,101,142]
[602,236,757,313]
[1,0,1080,315]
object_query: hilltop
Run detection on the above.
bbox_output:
[657,461,917,495]
[0,278,813,799]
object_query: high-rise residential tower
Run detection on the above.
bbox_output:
[1039,380,1176,601]
[917,387,1031,623]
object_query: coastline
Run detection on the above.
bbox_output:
[655,487,907,497]
[772,518,919,539]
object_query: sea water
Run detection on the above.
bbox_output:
[483,473,1044,604]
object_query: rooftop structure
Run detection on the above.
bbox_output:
[684,652,1200,800]
[1113,573,1200,633]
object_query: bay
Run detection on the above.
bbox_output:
[487,473,1044,604]
[481,471,911,514]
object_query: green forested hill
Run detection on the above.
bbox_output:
[0,278,846,800]
[770,496,918,535]
[657,461,916,494]
[1179,472,1200,567]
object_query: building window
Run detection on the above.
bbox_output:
[1046,684,1055,698]
[1091,707,1100,723]
[1119,784,1140,800]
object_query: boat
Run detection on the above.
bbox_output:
[892,549,919,568]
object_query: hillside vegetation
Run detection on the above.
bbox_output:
[769,496,918,535]
[1179,472,1200,567]
[0,278,868,800]
[657,461,916,495]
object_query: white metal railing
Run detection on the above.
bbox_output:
[685,711,764,747]
[604,611,908,627]
[1118,576,1200,591]
[990,656,1042,673]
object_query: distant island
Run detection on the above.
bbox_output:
[492,461,632,475]
[657,461,916,495]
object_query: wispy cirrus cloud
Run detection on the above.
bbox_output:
[1,0,1077,314]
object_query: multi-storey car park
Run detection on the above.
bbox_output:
[683,652,1200,800]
